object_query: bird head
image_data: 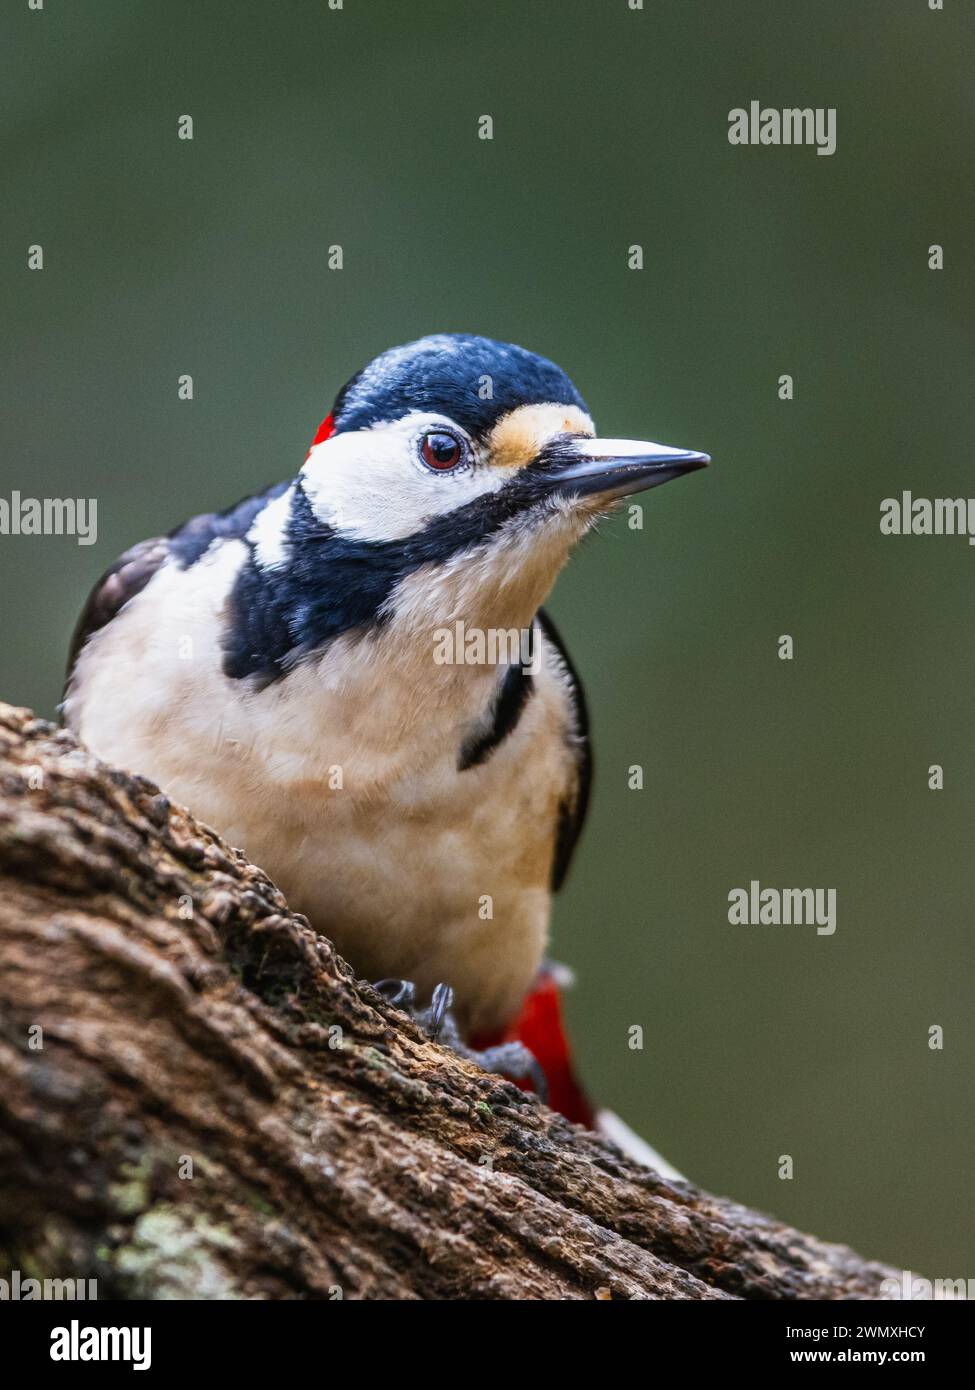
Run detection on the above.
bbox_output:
[291,335,707,638]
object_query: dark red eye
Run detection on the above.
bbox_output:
[420,430,465,471]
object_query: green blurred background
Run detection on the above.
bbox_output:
[2,0,973,1278]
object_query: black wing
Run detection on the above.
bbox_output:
[536,607,592,892]
[63,480,291,702]
[64,535,170,695]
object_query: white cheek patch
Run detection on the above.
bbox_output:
[300,414,504,542]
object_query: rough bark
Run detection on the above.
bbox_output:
[0,701,897,1300]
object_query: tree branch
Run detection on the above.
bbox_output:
[0,702,896,1300]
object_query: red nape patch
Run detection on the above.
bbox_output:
[471,973,595,1127]
[305,412,336,458]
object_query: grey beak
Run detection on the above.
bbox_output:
[544,436,709,501]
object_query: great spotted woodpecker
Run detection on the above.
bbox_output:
[63,334,707,1167]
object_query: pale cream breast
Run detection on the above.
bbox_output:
[66,533,582,1034]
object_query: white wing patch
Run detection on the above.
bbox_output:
[248,485,294,571]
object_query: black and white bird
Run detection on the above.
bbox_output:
[63,333,707,1138]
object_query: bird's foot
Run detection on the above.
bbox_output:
[371,977,549,1104]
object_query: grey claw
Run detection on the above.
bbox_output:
[467,1040,550,1105]
[423,982,454,1042]
[372,978,416,1010]
[369,976,547,1104]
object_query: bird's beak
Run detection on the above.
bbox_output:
[542,436,709,502]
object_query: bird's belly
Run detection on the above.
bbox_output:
[210,759,556,1036]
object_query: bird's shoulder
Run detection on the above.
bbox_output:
[65,480,290,694]
[536,608,592,892]
[65,534,170,684]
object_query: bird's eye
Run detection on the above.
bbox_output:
[419,430,466,472]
